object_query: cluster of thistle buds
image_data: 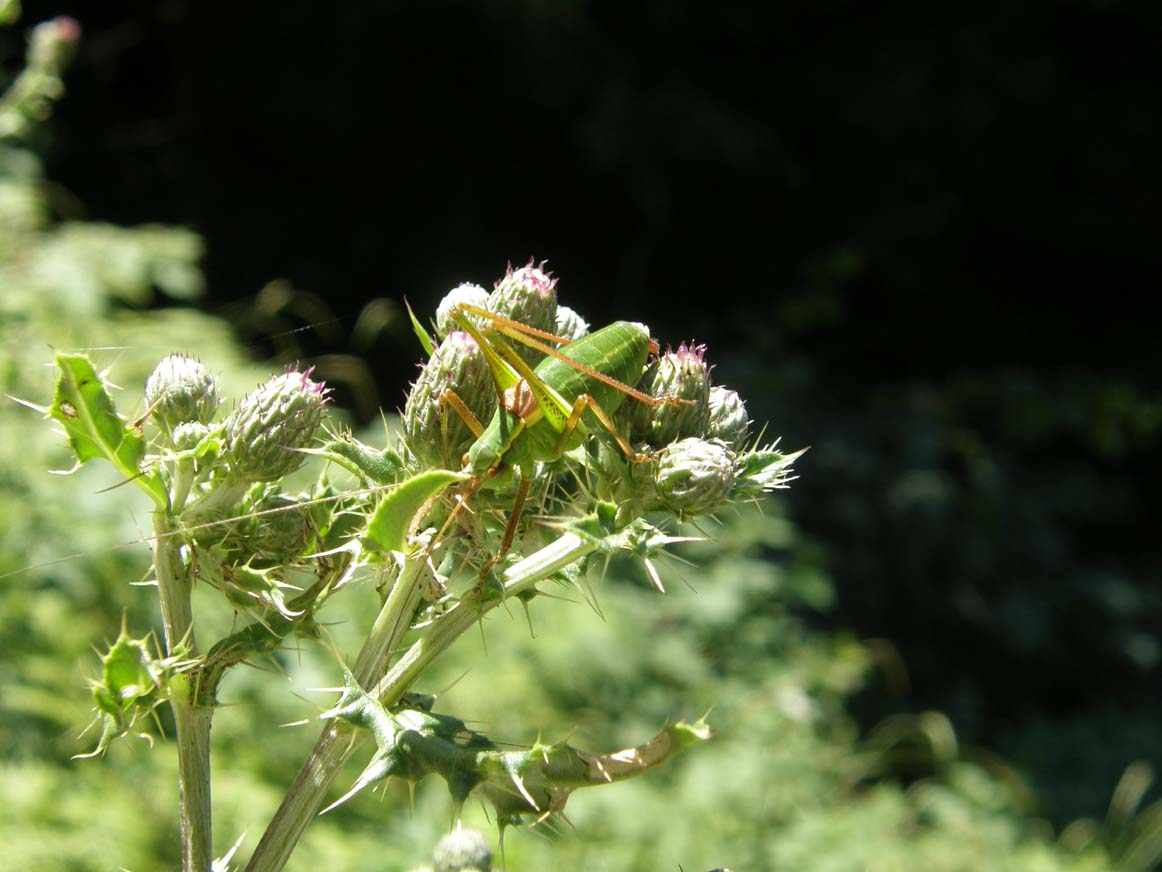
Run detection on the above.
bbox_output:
[402,259,800,551]
[144,354,331,484]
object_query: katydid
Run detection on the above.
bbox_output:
[436,303,682,564]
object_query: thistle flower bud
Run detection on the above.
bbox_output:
[706,386,750,448]
[628,342,712,448]
[246,494,312,561]
[403,331,496,470]
[224,366,330,481]
[433,828,492,872]
[145,354,220,436]
[653,437,736,517]
[554,304,590,342]
[172,421,211,452]
[486,259,558,365]
[435,283,490,340]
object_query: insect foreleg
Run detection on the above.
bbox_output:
[438,389,486,440]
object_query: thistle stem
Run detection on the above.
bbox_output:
[369,532,593,702]
[153,513,193,655]
[153,511,213,872]
[242,718,362,872]
[353,546,434,686]
[174,697,215,872]
[244,544,433,872]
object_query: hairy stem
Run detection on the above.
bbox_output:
[154,512,213,872]
[174,694,215,872]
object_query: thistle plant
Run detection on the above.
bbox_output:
[0,11,80,138]
[26,263,803,872]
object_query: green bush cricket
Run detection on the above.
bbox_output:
[427,301,684,564]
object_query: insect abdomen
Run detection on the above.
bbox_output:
[533,320,651,418]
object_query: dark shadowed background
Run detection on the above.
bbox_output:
[10,0,1162,827]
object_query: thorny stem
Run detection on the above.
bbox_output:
[154,511,213,872]
[369,532,594,702]
[244,543,435,872]
[244,532,597,872]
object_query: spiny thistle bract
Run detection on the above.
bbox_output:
[626,341,713,448]
[224,365,330,481]
[435,282,490,341]
[652,436,737,517]
[707,385,749,448]
[554,303,590,342]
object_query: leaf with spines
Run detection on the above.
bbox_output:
[79,623,189,758]
[322,674,712,829]
[46,352,166,504]
[314,430,406,485]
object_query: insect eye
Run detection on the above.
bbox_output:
[486,467,499,478]
[461,451,470,467]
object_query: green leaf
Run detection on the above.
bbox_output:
[326,686,713,827]
[102,634,153,703]
[365,469,467,553]
[50,352,166,504]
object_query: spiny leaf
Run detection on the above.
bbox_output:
[50,352,166,504]
[328,685,713,829]
[733,444,808,497]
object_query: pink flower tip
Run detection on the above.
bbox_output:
[667,341,708,365]
[51,16,81,42]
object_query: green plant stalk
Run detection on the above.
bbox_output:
[244,545,434,872]
[353,546,434,685]
[242,718,362,872]
[153,510,214,872]
[245,531,597,872]
[370,531,594,703]
[173,691,214,872]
